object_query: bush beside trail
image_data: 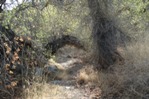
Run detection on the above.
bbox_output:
[0,25,47,99]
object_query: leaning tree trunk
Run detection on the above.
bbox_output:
[88,0,124,69]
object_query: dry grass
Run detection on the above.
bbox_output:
[76,65,99,85]
[99,36,149,98]
[22,74,81,99]
[23,82,67,99]
[22,70,71,99]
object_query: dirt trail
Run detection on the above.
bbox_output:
[44,46,101,99]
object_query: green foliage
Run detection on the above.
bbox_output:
[1,0,148,45]
[112,0,149,38]
[1,0,91,45]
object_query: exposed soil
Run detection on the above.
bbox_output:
[45,46,101,99]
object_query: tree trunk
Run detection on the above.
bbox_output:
[88,0,124,69]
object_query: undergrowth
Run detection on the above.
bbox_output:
[99,36,149,99]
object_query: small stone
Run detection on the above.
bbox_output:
[66,86,71,89]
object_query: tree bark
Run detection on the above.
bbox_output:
[88,0,124,69]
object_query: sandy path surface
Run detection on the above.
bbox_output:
[44,46,101,99]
